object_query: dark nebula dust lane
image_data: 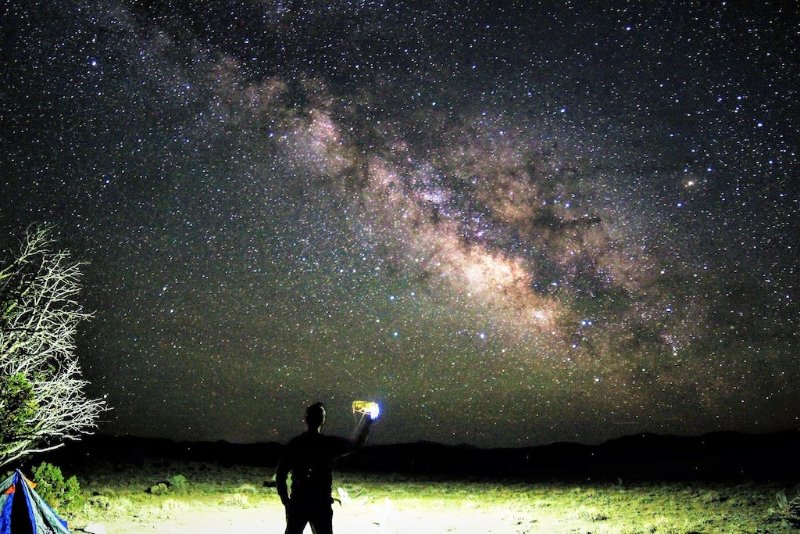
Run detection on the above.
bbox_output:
[1,1,798,446]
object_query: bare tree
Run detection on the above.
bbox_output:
[0,225,108,468]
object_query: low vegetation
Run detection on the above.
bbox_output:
[44,460,800,533]
[31,462,82,512]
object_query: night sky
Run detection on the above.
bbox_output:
[2,1,798,447]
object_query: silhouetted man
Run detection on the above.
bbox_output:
[276,402,373,534]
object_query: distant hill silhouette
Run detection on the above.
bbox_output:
[39,430,800,482]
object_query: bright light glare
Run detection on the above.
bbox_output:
[353,400,381,420]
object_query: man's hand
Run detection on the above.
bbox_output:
[276,460,290,508]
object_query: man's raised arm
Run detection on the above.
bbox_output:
[353,414,374,450]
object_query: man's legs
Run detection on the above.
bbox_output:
[284,501,308,534]
[308,503,334,534]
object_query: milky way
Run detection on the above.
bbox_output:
[2,1,798,446]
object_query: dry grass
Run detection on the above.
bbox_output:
[64,460,800,533]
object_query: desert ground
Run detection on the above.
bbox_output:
[94,499,551,534]
[54,460,800,534]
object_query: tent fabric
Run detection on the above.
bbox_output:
[0,470,71,534]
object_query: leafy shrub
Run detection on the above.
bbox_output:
[32,462,81,511]
[0,374,38,454]
[168,474,188,493]
[148,482,170,496]
[773,491,800,526]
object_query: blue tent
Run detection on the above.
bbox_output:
[0,470,71,534]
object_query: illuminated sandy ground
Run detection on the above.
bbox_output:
[91,500,561,533]
[68,462,800,533]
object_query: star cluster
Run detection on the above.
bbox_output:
[1,0,798,446]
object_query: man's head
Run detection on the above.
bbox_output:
[305,402,326,430]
